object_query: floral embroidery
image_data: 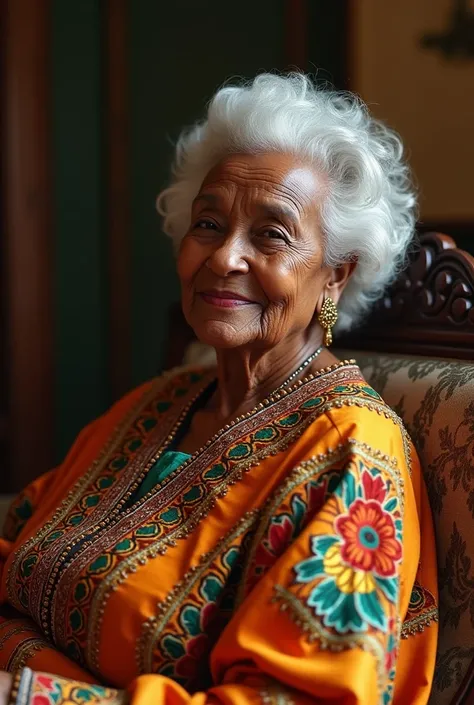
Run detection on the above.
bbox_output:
[294,462,403,634]
[80,372,379,669]
[247,471,340,594]
[272,450,404,704]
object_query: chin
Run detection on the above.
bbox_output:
[193,319,250,350]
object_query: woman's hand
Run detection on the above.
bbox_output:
[0,671,12,705]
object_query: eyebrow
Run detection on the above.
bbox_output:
[193,193,219,208]
[258,202,299,225]
[193,193,300,224]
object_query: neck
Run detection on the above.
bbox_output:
[210,333,325,421]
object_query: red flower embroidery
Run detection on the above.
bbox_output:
[36,677,54,690]
[31,696,51,705]
[336,499,402,576]
[306,478,329,513]
[362,471,387,503]
[254,515,295,571]
[175,634,209,679]
[200,602,218,631]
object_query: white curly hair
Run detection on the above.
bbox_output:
[157,73,417,332]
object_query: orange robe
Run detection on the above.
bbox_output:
[0,362,438,705]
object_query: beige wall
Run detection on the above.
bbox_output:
[352,0,474,221]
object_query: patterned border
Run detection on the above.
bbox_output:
[137,511,259,673]
[6,374,168,610]
[34,372,212,633]
[0,625,35,654]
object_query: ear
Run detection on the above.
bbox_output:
[325,260,357,304]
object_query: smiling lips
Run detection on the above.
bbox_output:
[199,290,256,308]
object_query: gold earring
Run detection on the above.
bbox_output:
[318,297,338,347]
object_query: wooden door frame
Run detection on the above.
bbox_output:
[2,0,54,490]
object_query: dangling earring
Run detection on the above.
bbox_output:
[318,297,338,347]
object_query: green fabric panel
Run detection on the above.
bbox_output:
[307,1,348,90]
[129,0,285,386]
[51,1,108,463]
[134,450,191,502]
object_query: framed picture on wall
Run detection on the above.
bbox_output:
[347,0,474,242]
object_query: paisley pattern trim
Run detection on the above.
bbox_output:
[7,373,170,611]
[401,581,438,638]
[34,372,213,634]
[137,511,259,675]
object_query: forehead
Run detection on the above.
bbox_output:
[198,153,325,216]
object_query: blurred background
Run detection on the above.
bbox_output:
[1,0,473,493]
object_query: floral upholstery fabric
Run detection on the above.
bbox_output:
[345,352,474,705]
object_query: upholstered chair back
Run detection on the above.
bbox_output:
[353,353,474,705]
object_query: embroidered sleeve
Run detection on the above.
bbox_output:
[269,451,404,704]
[192,447,406,705]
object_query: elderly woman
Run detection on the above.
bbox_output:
[0,74,437,705]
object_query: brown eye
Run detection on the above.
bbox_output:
[194,219,218,230]
[260,229,288,242]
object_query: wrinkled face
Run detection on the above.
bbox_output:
[177,152,336,350]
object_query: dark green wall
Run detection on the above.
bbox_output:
[52,0,108,462]
[50,0,288,460]
[129,0,285,387]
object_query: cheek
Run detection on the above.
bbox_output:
[177,238,206,285]
[257,255,320,307]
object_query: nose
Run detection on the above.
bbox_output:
[206,231,250,276]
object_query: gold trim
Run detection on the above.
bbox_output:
[47,371,216,643]
[401,608,438,638]
[137,511,259,673]
[260,682,296,705]
[7,638,48,673]
[0,625,35,652]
